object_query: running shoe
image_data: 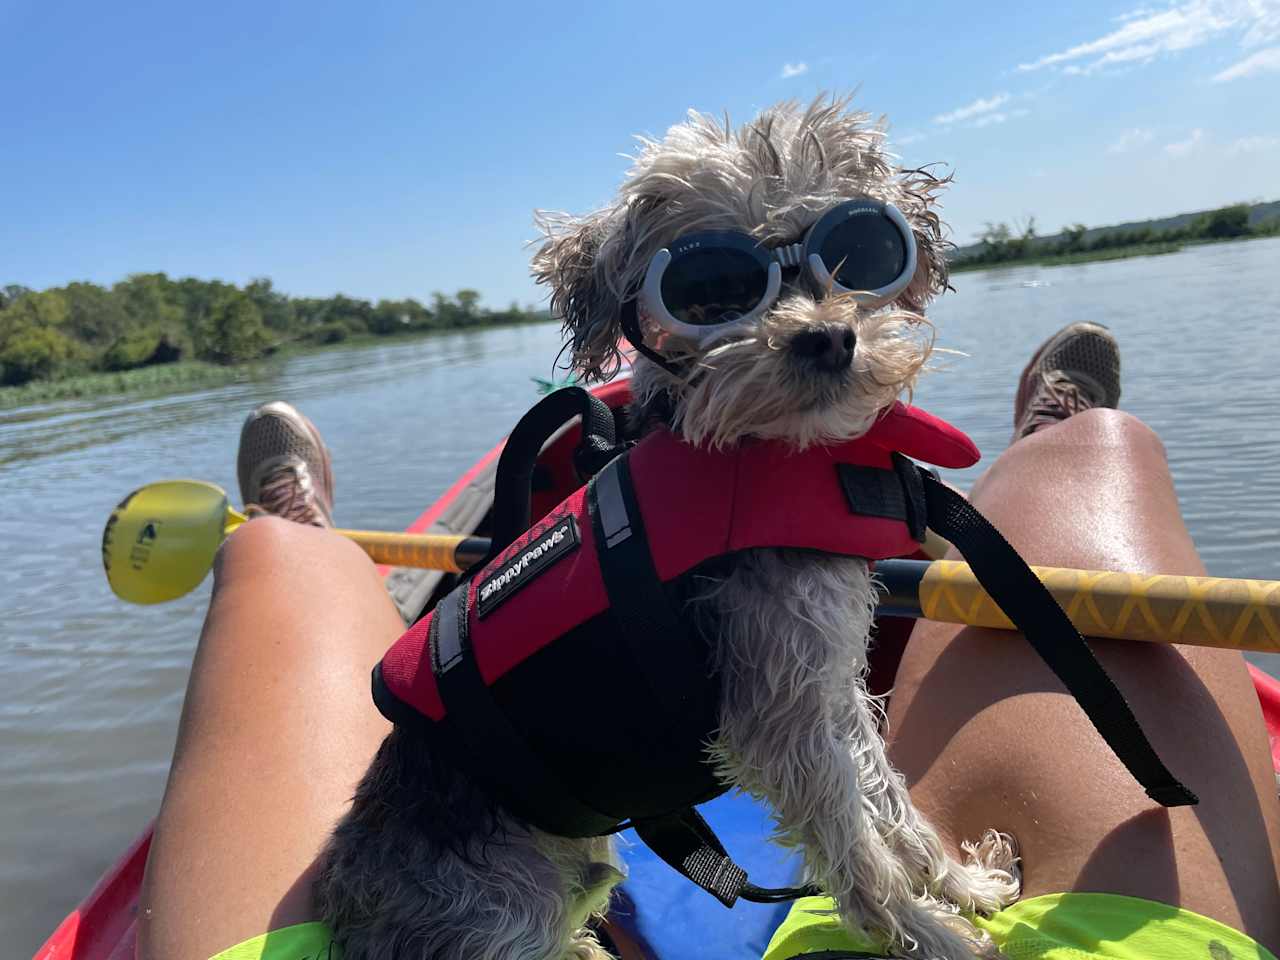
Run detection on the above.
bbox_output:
[236,401,335,527]
[1013,322,1121,441]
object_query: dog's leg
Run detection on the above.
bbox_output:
[844,679,1021,914]
[316,728,622,960]
[701,551,990,959]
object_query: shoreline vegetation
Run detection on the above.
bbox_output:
[0,277,550,409]
[5,201,1276,409]
[949,201,1278,272]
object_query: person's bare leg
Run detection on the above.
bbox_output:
[136,517,402,960]
[887,407,1280,946]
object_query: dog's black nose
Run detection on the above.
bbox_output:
[790,329,855,372]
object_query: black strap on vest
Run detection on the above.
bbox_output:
[430,579,624,837]
[591,454,822,908]
[915,466,1198,807]
[484,386,621,568]
[631,809,822,908]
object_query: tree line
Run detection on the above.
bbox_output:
[0,275,550,387]
[957,203,1275,268]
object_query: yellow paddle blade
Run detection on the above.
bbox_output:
[102,480,235,604]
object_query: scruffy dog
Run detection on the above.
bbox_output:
[317,97,1019,960]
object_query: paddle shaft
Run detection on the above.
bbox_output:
[345,529,1280,652]
[337,529,489,573]
[877,559,1280,653]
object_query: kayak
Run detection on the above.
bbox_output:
[33,378,1280,960]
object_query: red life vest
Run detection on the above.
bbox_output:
[379,402,975,722]
[373,402,978,838]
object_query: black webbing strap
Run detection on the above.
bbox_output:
[914,463,1198,807]
[587,454,706,717]
[591,455,820,908]
[484,386,620,568]
[430,581,623,837]
[632,808,821,908]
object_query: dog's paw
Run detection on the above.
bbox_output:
[951,829,1022,915]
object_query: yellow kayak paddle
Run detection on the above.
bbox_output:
[101,480,488,605]
[101,480,1280,654]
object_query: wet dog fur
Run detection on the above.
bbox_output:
[316,96,1020,960]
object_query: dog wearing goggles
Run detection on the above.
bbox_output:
[316,97,1018,960]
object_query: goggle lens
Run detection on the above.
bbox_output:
[660,247,769,326]
[818,212,908,292]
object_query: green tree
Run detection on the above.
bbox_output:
[245,277,295,332]
[62,282,129,346]
[431,292,461,327]
[114,273,183,330]
[1197,204,1250,239]
[371,299,412,335]
[1059,223,1088,253]
[0,289,71,332]
[173,277,236,328]
[455,289,481,325]
[0,326,80,385]
[326,294,374,333]
[199,291,271,364]
[1,285,33,309]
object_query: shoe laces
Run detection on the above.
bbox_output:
[247,461,330,527]
[1019,371,1104,437]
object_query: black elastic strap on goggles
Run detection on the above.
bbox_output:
[620,298,686,377]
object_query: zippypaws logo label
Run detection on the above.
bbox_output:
[476,514,580,618]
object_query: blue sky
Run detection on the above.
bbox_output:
[3,0,1277,308]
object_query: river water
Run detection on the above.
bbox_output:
[3,237,1279,953]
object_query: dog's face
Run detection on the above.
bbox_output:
[533,96,950,448]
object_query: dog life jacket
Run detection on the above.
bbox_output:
[373,387,1197,909]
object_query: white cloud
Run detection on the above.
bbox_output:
[1224,134,1280,153]
[1108,127,1156,152]
[1164,128,1206,155]
[1158,128,1280,157]
[1212,44,1280,80]
[970,108,1031,128]
[933,93,1011,125]
[1018,0,1280,76]
[780,62,809,79]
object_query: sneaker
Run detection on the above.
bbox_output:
[1012,323,1121,441]
[236,401,335,527]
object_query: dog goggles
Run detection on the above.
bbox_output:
[638,199,917,348]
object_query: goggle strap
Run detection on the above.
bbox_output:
[771,241,804,269]
[621,299,685,377]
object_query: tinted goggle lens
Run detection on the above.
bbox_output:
[660,247,769,326]
[818,212,907,292]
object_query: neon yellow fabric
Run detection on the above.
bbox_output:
[762,893,1278,960]
[208,921,340,960]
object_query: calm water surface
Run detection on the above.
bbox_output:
[3,238,1279,952]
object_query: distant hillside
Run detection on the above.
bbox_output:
[951,199,1280,261]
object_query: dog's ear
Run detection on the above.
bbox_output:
[532,207,628,383]
[892,166,954,314]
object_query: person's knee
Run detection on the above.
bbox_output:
[213,516,368,587]
[1029,408,1167,460]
